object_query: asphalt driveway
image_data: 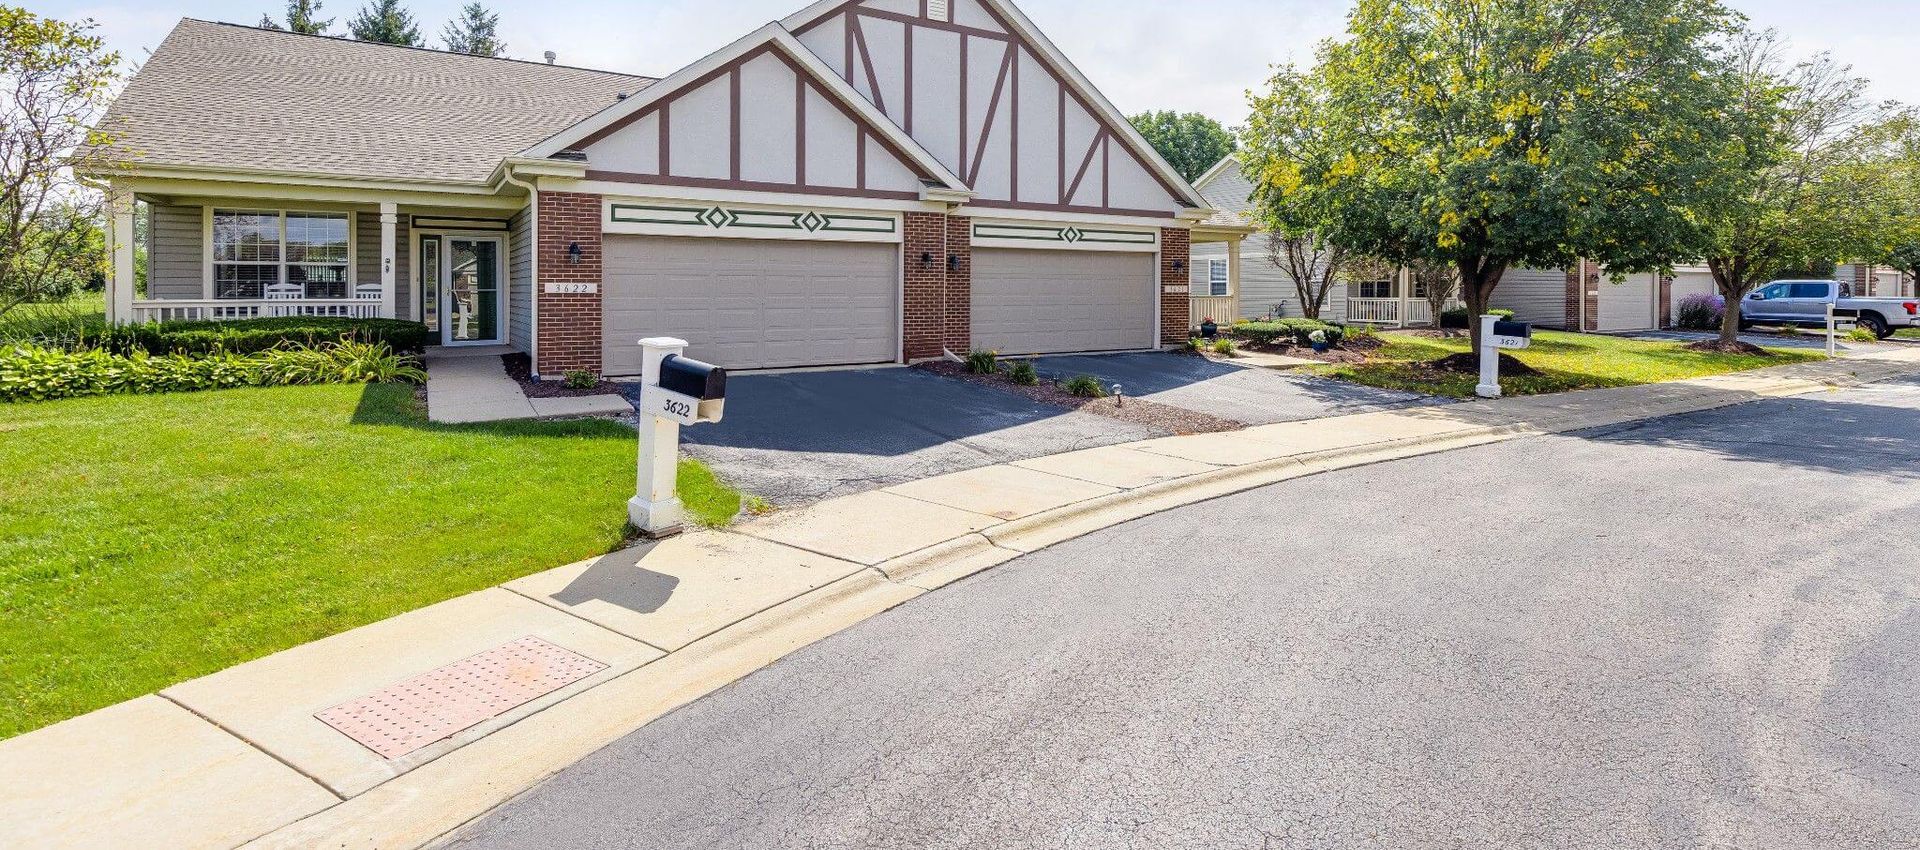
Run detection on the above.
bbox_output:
[657,367,1159,505]
[1032,351,1440,424]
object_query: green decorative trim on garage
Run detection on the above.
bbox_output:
[607,203,899,235]
[971,222,1156,245]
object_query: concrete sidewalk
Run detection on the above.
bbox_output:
[6,348,1919,850]
[423,346,629,424]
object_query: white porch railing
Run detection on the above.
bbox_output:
[129,298,386,323]
[1344,297,1464,327]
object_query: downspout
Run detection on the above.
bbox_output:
[500,164,540,376]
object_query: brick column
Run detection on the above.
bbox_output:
[943,214,972,355]
[1658,274,1674,328]
[1563,262,1582,330]
[535,191,603,376]
[901,212,948,361]
[1159,227,1190,345]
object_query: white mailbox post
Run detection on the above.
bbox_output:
[1476,314,1532,399]
[630,337,727,538]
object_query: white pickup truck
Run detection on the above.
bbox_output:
[1737,280,1919,339]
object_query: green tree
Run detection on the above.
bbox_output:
[1129,110,1235,183]
[258,1,331,34]
[1687,30,1903,343]
[0,7,118,317]
[441,2,504,57]
[1242,0,1736,350]
[348,0,421,47]
[1864,115,1920,287]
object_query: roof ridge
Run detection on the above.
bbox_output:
[182,18,657,80]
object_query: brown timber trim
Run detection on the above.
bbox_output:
[963,197,1173,219]
[658,104,671,175]
[853,6,1010,41]
[729,67,742,181]
[1056,86,1065,203]
[584,170,923,201]
[903,23,915,134]
[764,47,939,183]
[857,128,868,190]
[575,43,778,150]
[1101,133,1110,207]
[1009,46,1019,201]
[851,14,886,113]
[789,0,864,36]
[958,34,968,179]
[1064,129,1103,204]
[795,76,807,185]
[966,42,1014,187]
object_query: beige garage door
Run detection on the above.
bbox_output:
[1598,272,1658,332]
[971,248,1155,355]
[601,236,897,374]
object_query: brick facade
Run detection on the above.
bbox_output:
[901,212,948,361]
[1159,227,1190,345]
[943,214,972,355]
[535,191,604,376]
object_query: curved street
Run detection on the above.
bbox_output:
[447,377,1920,849]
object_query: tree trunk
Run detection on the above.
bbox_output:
[1457,257,1506,353]
[1706,258,1744,345]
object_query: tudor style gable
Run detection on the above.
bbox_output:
[563,34,950,201]
[789,0,1200,218]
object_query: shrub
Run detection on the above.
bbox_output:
[1847,326,1880,343]
[1005,359,1039,386]
[1234,319,1346,347]
[1776,324,1802,337]
[563,370,599,389]
[15,316,433,356]
[1211,337,1237,355]
[1062,374,1106,398]
[964,348,998,374]
[1440,307,1515,329]
[1183,336,1205,353]
[1675,294,1725,330]
[0,341,424,403]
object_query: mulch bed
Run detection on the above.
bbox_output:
[502,352,626,398]
[1429,351,1541,375]
[916,360,1242,435]
[1236,340,1371,364]
[1684,339,1775,356]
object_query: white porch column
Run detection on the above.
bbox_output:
[379,201,398,318]
[106,187,135,324]
[1226,237,1242,321]
[1396,266,1411,328]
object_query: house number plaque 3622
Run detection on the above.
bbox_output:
[543,283,599,294]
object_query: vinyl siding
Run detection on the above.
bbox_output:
[356,211,410,320]
[146,203,203,300]
[1191,239,1348,323]
[508,206,532,354]
[1490,267,1569,328]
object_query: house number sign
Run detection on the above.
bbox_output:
[543,283,599,294]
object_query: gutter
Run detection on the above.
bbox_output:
[499,162,544,376]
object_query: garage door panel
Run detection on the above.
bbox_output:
[602,236,897,374]
[972,248,1154,355]
[1598,272,1658,332]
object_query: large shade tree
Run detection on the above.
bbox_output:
[1863,114,1920,290]
[1687,30,1906,343]
[1129,110,1236,183]
[1242,0,1737,350]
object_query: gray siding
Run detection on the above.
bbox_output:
[1194,157,1257,220]
[508,206,532,354]
[147,203,203,300]
[1191,239,1348,323]
[355,211,410,319]
[1490,267,1568,328]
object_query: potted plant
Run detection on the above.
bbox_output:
[1199,317,1218,339]
[1308,328,1329,353]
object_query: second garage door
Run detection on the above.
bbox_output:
[601,236,897,375]
[971,248,1155,355]
[1597,272,1658,332]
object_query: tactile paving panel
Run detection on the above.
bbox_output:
[315,636,608,759]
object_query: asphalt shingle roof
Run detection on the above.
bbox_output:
[96,20,655,184]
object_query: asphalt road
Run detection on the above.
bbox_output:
[448,376,1920,850]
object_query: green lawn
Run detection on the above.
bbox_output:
[1314,330,1825,397]
[0,383,742,737]
[1895,328,1920,340]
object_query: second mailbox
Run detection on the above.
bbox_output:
[658,354,727,401]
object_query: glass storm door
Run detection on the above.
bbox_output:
[443,237,501,344]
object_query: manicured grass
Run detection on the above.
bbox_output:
[1895,328,1920,340]
[0,383,745,737]
[1312,330,1825,398]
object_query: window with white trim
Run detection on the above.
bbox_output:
[1207,259,1229,297]
[211,209,351,299]
[1354,279,1395,299]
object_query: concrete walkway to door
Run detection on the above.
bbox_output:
[423,347,630,423]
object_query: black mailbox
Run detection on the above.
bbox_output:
[658,354,727,400]
[1492,319,1532,339]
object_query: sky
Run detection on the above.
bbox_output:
[38,0,1919,128]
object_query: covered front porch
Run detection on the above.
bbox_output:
[100,177,533,350]
[1344,267,1464,328]
[1186,221,1256,329]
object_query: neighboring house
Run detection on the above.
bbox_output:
[87,0,1228,376]
[1489,262,1668,333]
[1837,263,1915,299]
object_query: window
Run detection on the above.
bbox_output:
[1354,279,1395,299]
[212,209,350,299]
[1207,259,1229,296]
[1755,283,1789,300]
[419,236,440,332]
[1787,282,1829,299]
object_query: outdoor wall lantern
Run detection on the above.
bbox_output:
[1172,259,1187,272]
[568,242,583,264]
[947,253,961,272]
[920,251,934,267]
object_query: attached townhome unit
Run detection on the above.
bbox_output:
[86,0,1233,377]
[1188,154,1699,333]
[1836,262,1916,299]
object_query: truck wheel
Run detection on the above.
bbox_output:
[1858,314,1890,339]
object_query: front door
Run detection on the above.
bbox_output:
[443,236,503,345]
